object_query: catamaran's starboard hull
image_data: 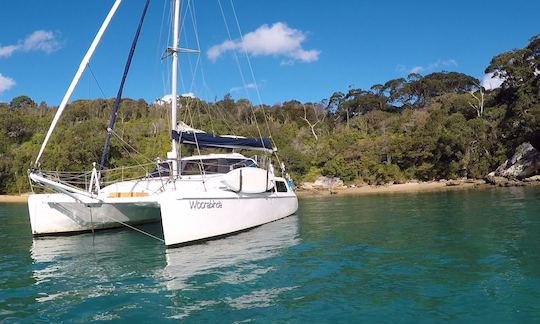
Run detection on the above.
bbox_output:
[28,194,161,235]
[159,192,298,247]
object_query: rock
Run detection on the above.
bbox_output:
[299,176,344,190]
[503,180,525,187]
[446,180,462,186]
[299,182,314,190]
[523,175,540,182]
[493,142,540,179]
[485,175,509,186]
[312,176,344,189]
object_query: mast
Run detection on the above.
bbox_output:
[99,0,151,172]
[168,0,181,175]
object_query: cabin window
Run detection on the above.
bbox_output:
[181,161,203,175]
[275,181,288,192]
[181,158,257,175]
[148,162,171,177]
[203,159,219,174]
[222,159,257,172]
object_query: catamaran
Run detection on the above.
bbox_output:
[28,0,298,247]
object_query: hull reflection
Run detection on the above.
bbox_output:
[30,224,165,291]
[162,216,299,290]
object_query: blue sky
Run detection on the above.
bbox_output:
[0,0,539,106]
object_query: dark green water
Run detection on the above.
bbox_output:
[1,187,540,322]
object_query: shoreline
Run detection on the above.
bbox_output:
[1,180,539,203]
[0,195,29,203]
[296,180,540,198]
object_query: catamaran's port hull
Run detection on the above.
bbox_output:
[28,194,161,235]
[159,192,298,247]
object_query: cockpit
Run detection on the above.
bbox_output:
[148,156,258,177]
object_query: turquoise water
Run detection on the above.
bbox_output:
[1,187,540,322]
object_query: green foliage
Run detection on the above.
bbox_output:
[10,95,36,109]
[322,155,355,181]
[1,34,540,193]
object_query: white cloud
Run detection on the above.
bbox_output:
[397,59,458,74]
[410,66,423,74]
[0,30,61,58]
[230,83,256,93]
[481,72,504,90]
[208,22,320,64]
[156,93,197,105]
[0,73,16,94]
[181,92,196,98]
[0,45,19,58]
[22,30,60,53]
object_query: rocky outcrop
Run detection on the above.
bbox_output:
[485,174,509,186]
[493,142,540,179]
[300,176,344,190]
[523,175,540,182]
[446,179,486,187]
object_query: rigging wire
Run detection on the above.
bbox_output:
[186,101,208,190]
[176,0,190,95]
[229,0,283,168]
[101,212,165,243]
[188,0,215,107]
[160,1,173,106]
[185,0,202,95]
[216,0,265,144]
[111,129,155,164]
[180,4,204,131]
[86,63,108,99]
[187,0,217,134]
[188,0,220,134]
[154,0,169,101]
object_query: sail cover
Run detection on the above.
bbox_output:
[172,130,273,152]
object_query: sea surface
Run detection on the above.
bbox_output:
[1,187,540,322]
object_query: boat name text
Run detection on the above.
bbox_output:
[189,200,223,209]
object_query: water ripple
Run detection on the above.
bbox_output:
[1,187,540,322]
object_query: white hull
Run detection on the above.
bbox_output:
[160,191,298,246]
[28,193,161,235]
[28,155,299,247]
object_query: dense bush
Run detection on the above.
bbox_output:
[1,35,539,194]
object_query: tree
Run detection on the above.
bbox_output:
[10,95,36,109]
[485,34,540,150]
[468,82,485,117]
[301,104,324,141]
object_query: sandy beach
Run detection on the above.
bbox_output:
[0,195,29,203]
[296,180,493,197]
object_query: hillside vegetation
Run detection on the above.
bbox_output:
[1,35,539,194]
